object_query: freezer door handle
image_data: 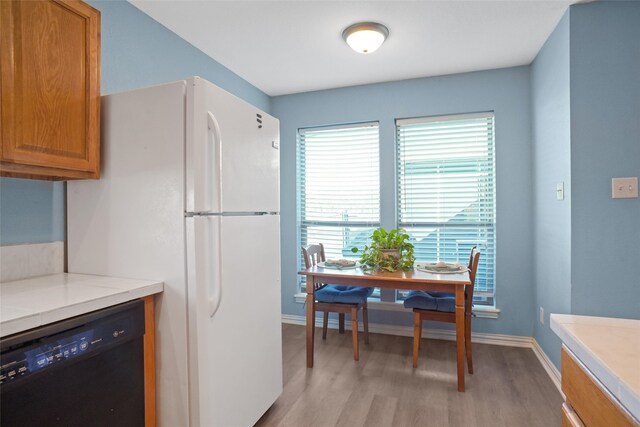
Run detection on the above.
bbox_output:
[206,111,223,212]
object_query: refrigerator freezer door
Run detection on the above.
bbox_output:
[186,214,283,427]
[186,77,280,214]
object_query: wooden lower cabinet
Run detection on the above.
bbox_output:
[561,347,638,427]
[143,295,157,427]
[0,0,100,180]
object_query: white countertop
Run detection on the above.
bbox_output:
[0,273,163,337]
[551,313,640,422]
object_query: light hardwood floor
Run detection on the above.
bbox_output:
[256,324,562,427]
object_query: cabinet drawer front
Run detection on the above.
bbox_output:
[1,0,100,177]
[561,347,638,427]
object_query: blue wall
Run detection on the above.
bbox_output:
[0,0,269,247]
[0,179,65,245]
[530,12,572,369]
[272,67,535,337]
[94,1,270,110]
[530,1,640,369]
[569,1,640,318]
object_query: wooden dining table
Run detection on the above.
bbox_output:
[298,265,473,392]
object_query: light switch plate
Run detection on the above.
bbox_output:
[612,177,638,199]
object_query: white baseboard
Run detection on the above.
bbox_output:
[531,338,563,396]
[281,313,563,395]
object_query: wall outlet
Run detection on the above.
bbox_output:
[556,182,564,201]
[539,307,544,325]
[612,177,638,199]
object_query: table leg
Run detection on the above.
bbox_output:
[455,286,465,392]
[306,277,315,368]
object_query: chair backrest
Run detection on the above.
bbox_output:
[467,246,480,285]
[466,246,481,312]
[302,243,326,269]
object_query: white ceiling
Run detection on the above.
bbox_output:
[129,0,580,97]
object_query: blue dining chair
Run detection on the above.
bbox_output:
[404,247,481,372]
[302,243,373,361]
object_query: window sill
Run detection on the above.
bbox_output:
[293,293,500,319]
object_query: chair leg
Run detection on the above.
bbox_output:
[465,313,473,374]
[339,313,345,334]
[413,312,422,368]
[363,302,370,344]
[322,311,328,340]
[351,307,359,361]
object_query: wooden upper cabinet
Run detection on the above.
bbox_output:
[0,0,100,180]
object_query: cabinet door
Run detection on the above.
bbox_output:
[0,0,100,179]
[562,348,638,427]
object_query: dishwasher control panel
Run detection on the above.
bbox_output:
[0,302,144,386]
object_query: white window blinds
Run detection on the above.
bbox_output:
[297,123,380,269]
[397,113,496,305]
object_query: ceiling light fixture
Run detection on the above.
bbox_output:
[342,22,389,54]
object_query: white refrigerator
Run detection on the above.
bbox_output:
[67,77,283,427]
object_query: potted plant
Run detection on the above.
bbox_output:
[351,227,415,272]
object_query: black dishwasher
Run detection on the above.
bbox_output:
[0,300,145,427]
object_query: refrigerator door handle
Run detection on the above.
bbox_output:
[207,215,223,318]
[207,111,223,212]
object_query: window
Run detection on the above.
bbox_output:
[297,123,380,287]
[396,113,496,305]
